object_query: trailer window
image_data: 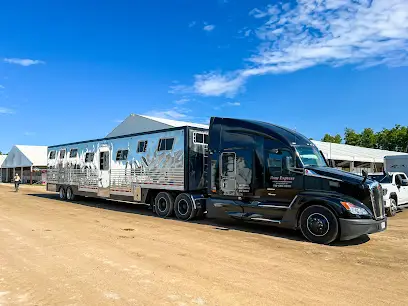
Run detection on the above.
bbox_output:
[85,152,95,163]
[193,132,208,145]
[69,149,78,158]
[137,141,148,153]
[100,151,110,170]
[59,150,66,159]
[116,149,129,161]
[158,138,175,151]
[49,151,56,160]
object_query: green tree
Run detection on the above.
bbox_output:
[360,128,376,148]
[344,128,361,146]
[322,134,342,143]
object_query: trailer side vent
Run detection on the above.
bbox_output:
[158,138,175,151]
[116,150,129,161]
[137,141,148,153]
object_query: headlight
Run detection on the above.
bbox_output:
[383,188,388,196]
[340,201,370,216]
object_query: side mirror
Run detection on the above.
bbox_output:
[362,170,368,177]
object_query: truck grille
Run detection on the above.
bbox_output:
[370,182,385,220]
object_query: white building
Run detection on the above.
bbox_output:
[108,114,407,174]
[0,145,48,184]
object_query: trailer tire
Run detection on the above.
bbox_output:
[66,187,76,201]
[59,187,67,200]
[174,193,196,221]
[155,192,174,218]
[300,205,339,245]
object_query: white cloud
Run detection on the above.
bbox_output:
[193,72,245,97]
[174,98,190,105]
[203,24,215,32]
[0,107,15,114]
[113,119,124,123]
[24,131,36,136]
[145,107,191,120]
[4,58,45,66]
[226,101,241,106]
[189,21,197,28]
[0,85,4,89]
[180,0,408,97]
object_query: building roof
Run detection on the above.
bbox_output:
[1,145,47,168]
[106,114,208,138]
[312,140,408,163]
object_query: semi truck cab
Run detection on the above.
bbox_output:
[206,117,387,244]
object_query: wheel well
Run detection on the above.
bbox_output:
[296,201,338,229]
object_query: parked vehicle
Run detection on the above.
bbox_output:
[47,117,387,244]
[384,155,408,176]
[368,172,408,217]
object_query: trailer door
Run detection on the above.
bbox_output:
[98,147,110,198]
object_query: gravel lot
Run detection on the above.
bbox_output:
[1,184,408,305]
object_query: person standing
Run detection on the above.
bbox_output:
[14,173,21,192]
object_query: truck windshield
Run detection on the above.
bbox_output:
[368,174,392,183]
[296,146,327,167]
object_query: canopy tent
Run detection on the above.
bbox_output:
[1,145,47,168]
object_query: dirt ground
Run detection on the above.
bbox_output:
[1,184,408,306]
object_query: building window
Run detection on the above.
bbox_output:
[85,152,95,163]
[193,132,209,145]
[157,138,175,151]
[137,140,148,153]
[49,151,56,160]
[59,150,66,159]
[116,149,129,161]
[69,149,78,158]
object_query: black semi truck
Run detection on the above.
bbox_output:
[47,116,387,244]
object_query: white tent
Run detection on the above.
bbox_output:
[1,145,47,168]
[0,155,7,168]
[106,114,208,138]
[312,140,408,163]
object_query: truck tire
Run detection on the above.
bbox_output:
[387,198,397,217]
[66,187,76,201]
[59,187,67,200]
[300,205,339,245]
[155,192,174,218]
[174,193,196,221]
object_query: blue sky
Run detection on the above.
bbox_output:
[1,0,408,153]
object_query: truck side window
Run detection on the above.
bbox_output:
[395,174,403,186]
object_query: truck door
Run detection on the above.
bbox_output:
[98,147,110,198]
[396,174,408,204]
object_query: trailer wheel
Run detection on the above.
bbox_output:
[174,193,196,221]
[155,192,174,218]
[59,187,67,200]
[300,205,339,245]
[386,198,397,217]
[66,187,76,201]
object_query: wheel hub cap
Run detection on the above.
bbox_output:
[307,213,329,236]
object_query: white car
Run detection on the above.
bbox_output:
[368,172,408,217]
